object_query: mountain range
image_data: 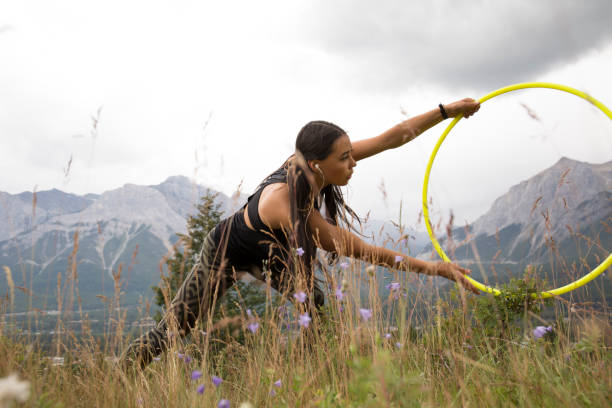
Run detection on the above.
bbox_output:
[0,176,246,311]
[1,157,610,313]
[418,157,611,293]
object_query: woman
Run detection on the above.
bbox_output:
[122,99,481,368]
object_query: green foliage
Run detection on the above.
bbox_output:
[314,344,425,408]
[473,275,553,337]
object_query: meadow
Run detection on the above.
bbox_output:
[1,242,610,407]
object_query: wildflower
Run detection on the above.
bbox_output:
[183,355,192,364]
[212,376,223,387]
[335,287,344,301]
[273,379,282,388]
[341,278,349,291]
[176,352,185,359]
[396,342,402,348]
[196,384,205,394]
[340,261,349,270]
[394,255,403,263]
[296,247,305,256]
[191,370,202,381]
[269,389,276,396]
[384,333,391,339]
[246,309,252,317]
[218,399,230,408]
[533,325,553,339]
[293,291,307,303]
[0,373,30,405]
[385,282,400,291]
[153,357,161,361]
[365,265,376,276]
[298,313,311,328]
[248,322,259,334]
[359,308,372,321]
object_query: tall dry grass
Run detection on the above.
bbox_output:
[0,173,610,407]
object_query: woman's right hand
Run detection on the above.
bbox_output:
[445,98,481,119]
[424,261,480,294]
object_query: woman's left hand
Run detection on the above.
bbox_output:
[425,261,480,294]
[445,98,481,119]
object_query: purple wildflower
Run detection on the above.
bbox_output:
[335,287,344,301]
[340,262,349,270]
[196,384,205,394]
[246,309,252,317]
[298,313,312,328]
[153,357,161,361]
[248,322,259,334]
[273,379,282,388]
[218,399,230,408]
[385,282,400,291]
[296,247,305,256]
[191,370,202,380]
[394,255,403,263]
[183,355,192,364]
[212,375,222,387]
[384,333,391,339]
[533,325,553,339]
[396,342,402,348]
[293,291,307,303]
[359,308,373,321]
[269,389,276,397]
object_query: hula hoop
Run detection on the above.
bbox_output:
[422,82,612,298]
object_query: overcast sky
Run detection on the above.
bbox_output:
[1,0,611,231]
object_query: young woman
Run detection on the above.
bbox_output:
[122,99,481,368]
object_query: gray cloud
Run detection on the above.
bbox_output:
[299,0,612,92]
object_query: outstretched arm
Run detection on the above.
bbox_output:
[351,98,480,162]
[307,209,479,294]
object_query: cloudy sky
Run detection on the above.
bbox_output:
[1,0,611,230]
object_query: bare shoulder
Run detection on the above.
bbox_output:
[258,183,291,229]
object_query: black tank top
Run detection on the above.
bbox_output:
[211,164,290,274]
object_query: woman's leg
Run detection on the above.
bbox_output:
[121,232,234,369]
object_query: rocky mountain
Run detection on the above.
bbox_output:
[420,157,611,280]
[2,158,609,313]
[0,176,246,311]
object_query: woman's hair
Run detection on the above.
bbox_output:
[286,120,360,277]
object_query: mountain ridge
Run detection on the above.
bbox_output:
[420,157,611,267]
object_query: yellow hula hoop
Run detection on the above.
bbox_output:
[422,82,612,298]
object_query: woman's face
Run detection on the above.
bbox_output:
[316,134,356,186]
